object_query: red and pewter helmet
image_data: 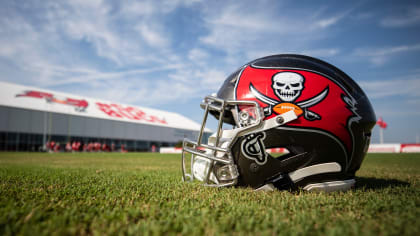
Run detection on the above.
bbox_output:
[182,54,376,192]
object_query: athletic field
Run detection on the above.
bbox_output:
[0,152,419,235]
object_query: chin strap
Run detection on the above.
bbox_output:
[271,173,296,190]
[254,174,296,191]
[256,161,344,192]
[254,151,310,192]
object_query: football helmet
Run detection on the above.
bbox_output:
[182,54,376,192]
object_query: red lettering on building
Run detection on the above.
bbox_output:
[96,103,123,118]
[148,115,167,124]
[95,102,167,124]
[16,90,89,111]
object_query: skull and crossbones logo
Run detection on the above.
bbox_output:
[250,71,329,121]
[272,72,304,102]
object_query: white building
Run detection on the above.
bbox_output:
[0,81,210,151]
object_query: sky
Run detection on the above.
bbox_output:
[0,0,419,143]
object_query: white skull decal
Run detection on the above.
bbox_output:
[272,72,305,102]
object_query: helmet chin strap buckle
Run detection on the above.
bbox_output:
[254,184,276,191]
[254,176,295,192]
[255,173,296,192]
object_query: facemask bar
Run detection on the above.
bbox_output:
[182,95,264,187]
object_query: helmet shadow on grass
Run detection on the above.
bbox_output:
[355,177,410,190]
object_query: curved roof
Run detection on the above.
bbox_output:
[0,81,207,132]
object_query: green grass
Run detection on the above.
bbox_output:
[0,152,419,235]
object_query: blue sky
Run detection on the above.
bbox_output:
[0,0,419,143]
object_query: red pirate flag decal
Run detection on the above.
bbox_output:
[235,66,359,155]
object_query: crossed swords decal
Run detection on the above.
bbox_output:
[249,83,329,121]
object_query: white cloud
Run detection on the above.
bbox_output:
[45,65,182,87]
[120,1,156,16]
[199,4,274,54]
[55,1,149,65]
[313,6,355,29]
[360,74,420,122]
[300,48,340,57]
[380,7,420,28]
[243,48,340,63]
[359,77,420,99]
[188,48,210,66]
[244,50,282,62]
[352,12,374,20]
[197,69,226,89]
[407,98,420,104]
[353,44,420,66]
[198,1,353,68]
[0,0,221,108]
[315,15,345,29]
[136,23,169,48]
[104,79,201,106]
[0,0,203,103]
[371,109,420,118]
